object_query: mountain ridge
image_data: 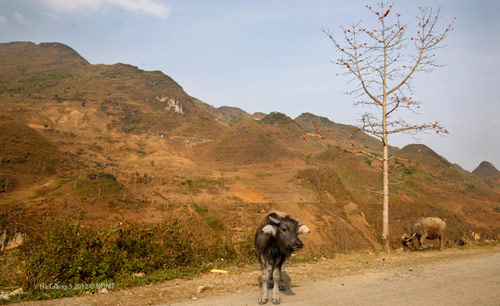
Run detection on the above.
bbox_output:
[1,41,499,253]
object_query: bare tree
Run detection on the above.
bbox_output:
[323,3,453,252]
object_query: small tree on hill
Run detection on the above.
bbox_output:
[323,2,453,251]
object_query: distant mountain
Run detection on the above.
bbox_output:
[0,42,88,79]
[0,41,227,139]
[1,41,500,254]
[472,161,500,190]
[397,144,452,169]
[294,112,392,153]
[198,117,293,164]
[252,112,267,120]
[473,161,500,179]
[260,112,322,156]
[215,106,251,126]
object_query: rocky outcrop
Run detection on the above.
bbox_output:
[0,230,25,252]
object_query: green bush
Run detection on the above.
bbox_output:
[14,217,254,295]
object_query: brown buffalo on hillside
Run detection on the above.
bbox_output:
[402,217,446,250]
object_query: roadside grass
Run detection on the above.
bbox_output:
[0,216,255,304]
[1,238,498,304]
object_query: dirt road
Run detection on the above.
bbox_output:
[166,247,500,306]
[15,246,500,306]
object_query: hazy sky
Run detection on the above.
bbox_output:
[1,0,499,172]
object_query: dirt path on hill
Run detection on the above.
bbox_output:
[14,246,500,306]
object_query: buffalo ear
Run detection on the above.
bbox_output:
[298,225,310,235]
[262,224,277,237]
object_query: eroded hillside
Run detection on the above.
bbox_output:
[1,41,500,255]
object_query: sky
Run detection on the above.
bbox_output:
[1,0,499,172]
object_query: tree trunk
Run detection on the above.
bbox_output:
[382,141,390,252]
[382,33,391,252]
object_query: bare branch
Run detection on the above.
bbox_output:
[321,2,452,252]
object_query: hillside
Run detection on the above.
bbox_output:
[473,161,500,179]
[197,117,294,165]
[1,41,500,257]
[0,121,75,198]
[260,112,325,156]
[295,112,397,154]
[214,106,251,126]
[472,161,500,190]
[0,41,89,78]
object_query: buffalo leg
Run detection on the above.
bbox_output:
[258,255,268,304]
[440,233,445,250]
[267,264,273,288]
[419,233,427,249]
[270,265,285,290]
[279,267,286,291]
[271,257,284,304]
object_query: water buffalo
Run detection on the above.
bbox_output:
[255,211,310,304]
[402,217,446,250]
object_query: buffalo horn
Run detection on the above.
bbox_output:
[269,215,281,224]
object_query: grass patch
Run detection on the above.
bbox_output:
[0,122,62,175]
[183,177,227,195]
[297,167,353,204]
[258,133,274,146]
[73,172,123,197]
[0,216,255,302]
[193,202,208,214]
[24,73,72,83]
